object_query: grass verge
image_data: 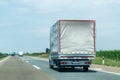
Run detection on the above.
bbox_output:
[0,56,8,61]
[25,53,49,59]
[92,57,120,67]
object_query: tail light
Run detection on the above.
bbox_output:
[61,61,67,64]
[85,62,91,64]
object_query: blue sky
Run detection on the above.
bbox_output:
[0,0,120,53]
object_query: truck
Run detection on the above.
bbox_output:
[18,51,23,57]
[49,20,96,71]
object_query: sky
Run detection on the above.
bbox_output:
[0,0,120,53]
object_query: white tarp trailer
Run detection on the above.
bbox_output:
[49,20,96,71]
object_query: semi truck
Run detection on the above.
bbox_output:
[49,20,96,71]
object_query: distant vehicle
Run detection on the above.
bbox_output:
[11,54,15,56]
[18,51,23,57]
[49,20,96,72]
[11,52,16,56]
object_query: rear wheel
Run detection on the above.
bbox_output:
[83,66,88,72]
[56,60,62,72]
[57,66,62,72]
[49,60,53,69]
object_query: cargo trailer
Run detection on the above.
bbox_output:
[49,20,96,71]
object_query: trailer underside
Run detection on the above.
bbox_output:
[49,58,92,72]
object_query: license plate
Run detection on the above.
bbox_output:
[72,62,80,64]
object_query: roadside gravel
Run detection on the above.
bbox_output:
[91,64,120,74]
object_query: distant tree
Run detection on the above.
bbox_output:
[46,48,50,53]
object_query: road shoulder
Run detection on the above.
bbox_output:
[0,56,10,63]
[90,64,120,75]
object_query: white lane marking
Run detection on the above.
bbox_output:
[90,68,102,71]
[33,58,120,75]
[39,57,120,75]
[26,61,29,63]
[33,65,40,69]
[90,68,120,75]
[31,57,120,76]
[99,70,120,76]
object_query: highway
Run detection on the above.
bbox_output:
[0,56,54,80]
[0,56,120,80]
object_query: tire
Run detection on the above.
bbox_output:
[83,66,88,72]
[57,66,62,72]
[49,60,53,69]
[57,60,61,72]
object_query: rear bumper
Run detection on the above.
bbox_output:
[55,59,91,67]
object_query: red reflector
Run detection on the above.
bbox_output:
[61,61,67,64]
[88,62,91,64]
[85,62,91,64]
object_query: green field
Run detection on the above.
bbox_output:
[92,57,120,67]
[25,52,49,58]
[0,53,8,60]
[93,50,120,67]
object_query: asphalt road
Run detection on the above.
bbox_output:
[0,56,54,80]
[0,56,120,80]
